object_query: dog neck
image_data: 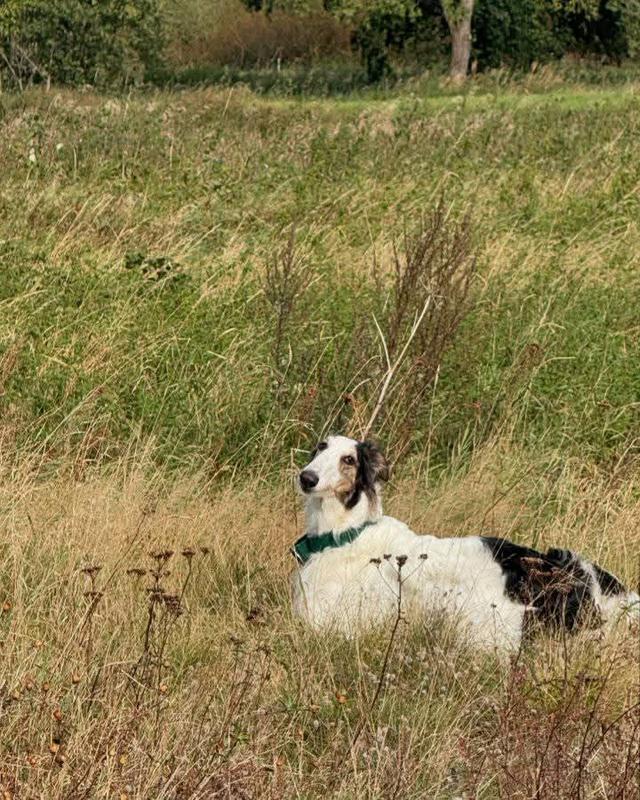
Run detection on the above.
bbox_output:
[304,489,382,536]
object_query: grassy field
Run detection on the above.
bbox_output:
[0,75,639,797]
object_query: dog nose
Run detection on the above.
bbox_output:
[299,470,319,492]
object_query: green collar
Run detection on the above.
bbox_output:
[291,520,376,565]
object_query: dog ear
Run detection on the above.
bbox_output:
[357,441,389,487]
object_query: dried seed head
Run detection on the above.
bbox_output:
[396,555,408,568]
[169,605,183,617]
[161,593,182,614]
[246,607,262,622]
[181,548,196,559]
[81,565,102,576]
[200,546,210,555]
[2,600,11,613]
[151,550,174,562]
[127,568,146,577]
[370,558,381,565]
[53,707,62,721]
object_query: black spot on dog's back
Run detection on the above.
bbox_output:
[482,537,597,633]
[591,562,625,596]
[481,537,542,602]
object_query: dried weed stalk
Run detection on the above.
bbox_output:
[363,202,476,456]
[262,226,312,389]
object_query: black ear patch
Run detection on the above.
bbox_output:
[357,441,389,485]
[342,441,388,509]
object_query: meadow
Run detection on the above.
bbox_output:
[0,72,639,797]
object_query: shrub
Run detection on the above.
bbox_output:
[0,0,164,89]
[473,0,629,71]
[561,0,628,62]
[164,0,351,69]
[473,0,566,69]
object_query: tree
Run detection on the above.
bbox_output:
[611,0,640,57]
[440,0,475,80]
[296,0,472,81]
[325,0,475,81]
[441,0,611,82]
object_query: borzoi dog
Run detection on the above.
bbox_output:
[291,435,639,650]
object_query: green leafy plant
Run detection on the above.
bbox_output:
[0,0,164,88]
[310,0,417,81]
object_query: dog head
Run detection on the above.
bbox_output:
[299,435,389,508]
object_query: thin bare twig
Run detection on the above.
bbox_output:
[362,297,432,439]
[350,556,407,750]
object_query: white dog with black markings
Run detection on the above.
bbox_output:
[291,435,639,650]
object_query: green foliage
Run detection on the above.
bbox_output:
[474,0,630,69]
[615,0,640,56]
[0,0,164,88]
[440,0,471,26]
[474,0,566,69]
[325,0,420,81]
[550,0,600,15]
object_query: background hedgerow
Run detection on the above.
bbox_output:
[2,0,640,90]
[164,0,351,71]
[0,0,164,89]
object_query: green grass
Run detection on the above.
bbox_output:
[163,58,640,100]
[1,80,639,477]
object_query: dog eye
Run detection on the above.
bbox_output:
[341,455,355,466]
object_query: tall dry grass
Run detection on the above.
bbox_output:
[0,440,637,797]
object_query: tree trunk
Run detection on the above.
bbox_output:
[444,0,474,83]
